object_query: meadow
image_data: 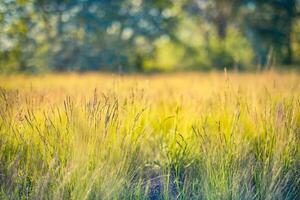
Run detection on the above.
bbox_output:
[0,72,299,200]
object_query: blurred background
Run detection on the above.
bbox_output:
[0,0,299,73]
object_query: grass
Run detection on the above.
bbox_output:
[0,71,299,199]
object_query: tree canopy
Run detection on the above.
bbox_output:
[0,0,299,73]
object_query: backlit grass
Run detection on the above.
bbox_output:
[0,72,299,199]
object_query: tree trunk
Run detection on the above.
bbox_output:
[285,35,293,65]
[216,13,227,40]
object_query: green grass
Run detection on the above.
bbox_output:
[0,72,299,199]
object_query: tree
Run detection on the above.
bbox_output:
[0,0,35,72]
[242,0,300,65]
[183,0,243,40]
[1,0,178,72]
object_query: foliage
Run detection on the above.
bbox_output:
[0,0,299,72]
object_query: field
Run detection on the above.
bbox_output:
[0,72,299,199]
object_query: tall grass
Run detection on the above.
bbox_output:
[0,72,299,199]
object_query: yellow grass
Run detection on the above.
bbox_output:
[0,72,299,199]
